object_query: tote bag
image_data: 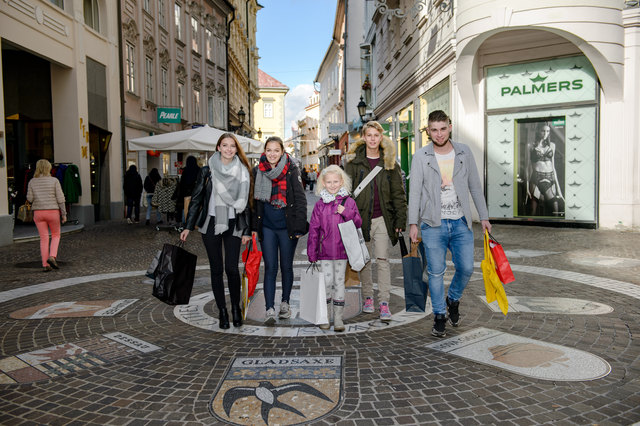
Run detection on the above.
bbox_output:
[299,265,328,325]
[487,232,515,284]
[153,241,197,305]
[482,231,508,315]
[399,234,429,312]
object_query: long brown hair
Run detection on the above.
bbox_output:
[216,133,254,208]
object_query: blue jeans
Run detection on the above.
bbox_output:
[420,218,474,315]
[145,194,162,221]
[261,226,298,310]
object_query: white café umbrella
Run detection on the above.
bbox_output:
[127,124,263,154]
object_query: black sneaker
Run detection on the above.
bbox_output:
[431,314,447,337]
[447,297,460,327]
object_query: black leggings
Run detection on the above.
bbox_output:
[201,218,242,311]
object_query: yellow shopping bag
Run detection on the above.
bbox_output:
[241,273,249,320]
[482,230,509,315]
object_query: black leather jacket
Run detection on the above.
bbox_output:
[251,161,308,240]
[185,166,251,236]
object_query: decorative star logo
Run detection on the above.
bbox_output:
[530,74,547,83]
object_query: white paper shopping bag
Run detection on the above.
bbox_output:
[299,265,328,325]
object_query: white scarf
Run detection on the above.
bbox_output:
[209,152,250,234]
[320,187,350,203]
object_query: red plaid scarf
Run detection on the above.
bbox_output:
[258,153,290,208]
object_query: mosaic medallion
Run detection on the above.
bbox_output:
[0,332,161,384]
[9,299,138,319]
[210,356,342,425]
[479,296,613,314]
[426,327,611,381]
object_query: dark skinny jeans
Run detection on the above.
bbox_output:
[261,226,298,310]
[201,218,241,311]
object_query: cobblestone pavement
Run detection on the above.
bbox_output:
[0,191,639,425]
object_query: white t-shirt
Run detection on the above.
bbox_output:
[435,150,463,220]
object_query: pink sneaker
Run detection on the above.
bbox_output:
[363,297,374,313]
[379,302,392,322]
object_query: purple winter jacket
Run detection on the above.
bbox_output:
[307,195,362,262]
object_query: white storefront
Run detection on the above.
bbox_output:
[367,0,640,229]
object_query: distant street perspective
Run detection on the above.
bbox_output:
[2,0,640,425]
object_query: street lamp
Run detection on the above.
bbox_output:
[237,106,245,127]
[257,128,262,139]
[357,96,367,121]
[229,106,246,135]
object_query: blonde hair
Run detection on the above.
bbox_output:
[362,120,384,135]
[316,165,351,195]
[34,159,52,178]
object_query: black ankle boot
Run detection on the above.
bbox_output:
[218,307,230,329]
[231,304,243,327]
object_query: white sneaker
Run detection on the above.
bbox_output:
[126,218,133,224]
[264,308,276,325]
[278,301,291,319]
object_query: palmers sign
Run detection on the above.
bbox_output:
[486,55,597,110]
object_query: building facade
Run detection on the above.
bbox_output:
[121,0,233,177]
[361,0,640,229]
[315,0,366,168]
[254,69,288,141]
[297,92,320,170]
[227,0,260,138]
[1,0,122,245]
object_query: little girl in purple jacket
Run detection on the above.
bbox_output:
[307,165,362,331]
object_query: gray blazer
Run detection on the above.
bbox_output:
[408,141,489,230]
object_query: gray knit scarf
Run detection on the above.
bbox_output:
[209,152,250,234]
[254,154,288,207]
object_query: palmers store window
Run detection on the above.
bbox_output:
[485,55,598,225]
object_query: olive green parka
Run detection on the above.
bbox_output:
[344,137,407,246]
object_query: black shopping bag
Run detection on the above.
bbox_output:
[145,250,162,279]
[153,242,197,305]
[399,234,429,312]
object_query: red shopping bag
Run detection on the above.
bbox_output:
[487,232,515,284]
[241,234,262,297]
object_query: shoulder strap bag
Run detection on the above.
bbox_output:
[353,165,383,199]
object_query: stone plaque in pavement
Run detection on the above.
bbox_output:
[9,299,138,319]
[210,356,342,425]
[426,327,611,381]
[479,296,613,314]
[103,332,161,353]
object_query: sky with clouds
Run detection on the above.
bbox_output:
[256,0,337,138]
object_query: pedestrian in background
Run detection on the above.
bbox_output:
[307,165,361,332]
[301,167,309,190]
[123,164,143,224]
[27,159,67,272]
[180,134,252,329]
[408,110,491,337]
[252,136,307,325]
[176,155,200,225]
[308,168,317,191]
[144,168,163,226]
[345,120,407,322]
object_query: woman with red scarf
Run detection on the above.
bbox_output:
[252,137,307,325]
